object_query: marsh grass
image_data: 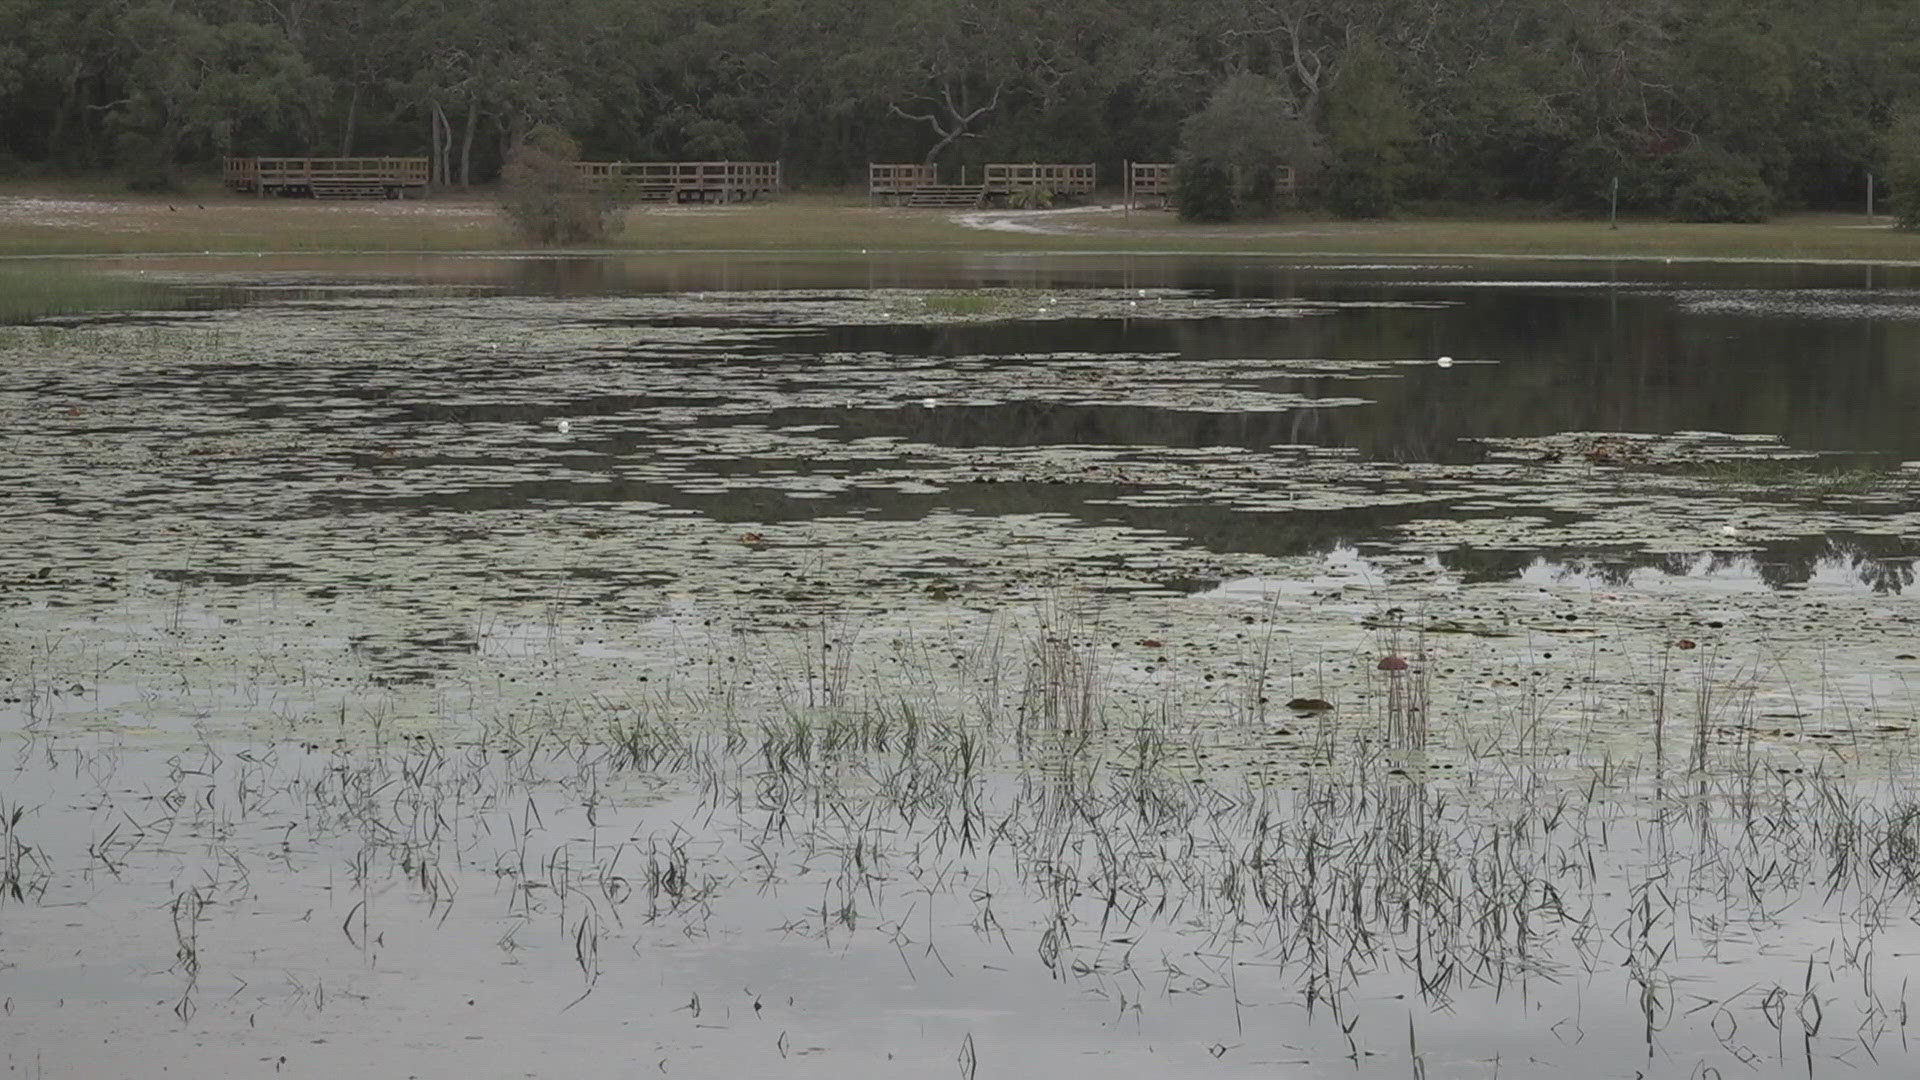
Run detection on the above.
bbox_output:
[0,265,178,323]
[0,321,231,358]
[1666,457,1899,495]
[0,798,50,904]
[4,610,1920,1069]
[919,290,1004,316]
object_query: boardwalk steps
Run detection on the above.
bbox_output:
[905,185,987,207]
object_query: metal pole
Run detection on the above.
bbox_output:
[1609,176,1619,230]
[1868,172,1875,220]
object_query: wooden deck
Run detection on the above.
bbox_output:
[870,162,1096,209]
[868,163,937,204]
[1123,161,1298,208]
[1126,162,1175,208]
[984,163,1096,197]
[575,160,781,202]
[224,157,430,199]
[868,164,988,207]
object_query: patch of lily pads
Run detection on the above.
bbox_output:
[2,287,1916,778]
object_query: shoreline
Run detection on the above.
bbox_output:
[2,188,1916,264]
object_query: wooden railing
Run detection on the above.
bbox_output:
[983,162,1096,195]
[574,160,782,201]
[869,163,938,195]
[224,157,430,192]
[1123,161,1298,206]
[1121,160,1167,196]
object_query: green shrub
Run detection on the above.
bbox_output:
[499,127,621,245]
[1885,109,1920,231]
[1174,158,1234,222]
[1175,73,1318,221]
[1322,36,1416,218]
[1668,145,1772,223]
[1007,187,1054,209]
[1324,161,1398,219]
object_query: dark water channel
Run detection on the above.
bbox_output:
[360,252,1920,455]
[152,252,1920,595]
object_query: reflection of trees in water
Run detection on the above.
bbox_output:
[1752,534,1916,594]
[1565,560,1640,589]
[1439,547,1539,583]
[819,282,1920,460]
[1437,533,1918,594]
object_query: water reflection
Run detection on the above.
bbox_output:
[110,252,1920,458]
[1215,533,1920,596]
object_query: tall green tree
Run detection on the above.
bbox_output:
[1321,35,1416,217]
[1177,72,1317,219]
[109,2,317,186]
[1884,106,1920,229]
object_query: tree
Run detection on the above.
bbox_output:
[108,3,317,186]
[1667,142,1772,222]
[1321,35,1416,217]
[1176,72,1317,220]
[499,125,617,243]
[874,0,1020,167]
[1885,107,1920,230]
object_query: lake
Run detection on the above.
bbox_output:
[2,253,1918,1077]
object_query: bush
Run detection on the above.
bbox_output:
[1322,36,1416,218]
[499,127,621,245]
[1668,145,1772,223]
[1174,158,1234,221]
[1175,73,1318,221]
[1323,161,1397,218]
[1885,109,1920,231]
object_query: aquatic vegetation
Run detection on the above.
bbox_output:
[1667,457,1901,495]
[4,260,1920,1075]
[0,264,181,323]
[918,289,1006,316]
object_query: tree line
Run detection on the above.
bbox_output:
[4,0,1920,220]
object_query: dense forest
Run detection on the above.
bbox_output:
[3,0,1920,216]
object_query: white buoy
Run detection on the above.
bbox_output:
[921,397,937,409]
[1720,524,1737,536]
[1436,355,1454,368]
[557,419,571,434]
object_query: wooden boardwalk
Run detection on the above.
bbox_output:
[1126,162,1174,208]
[224,157,430,199]
[1124,161,1298,208]
[575,161,781,202]
[868,163,986,207]
[868,163,936,203]
[870,161,1097,207]
[984,163,1095,197]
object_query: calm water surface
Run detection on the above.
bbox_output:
[5,252,1918,1078]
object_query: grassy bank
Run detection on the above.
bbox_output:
[1,185,1918,262]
